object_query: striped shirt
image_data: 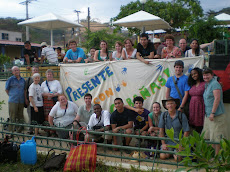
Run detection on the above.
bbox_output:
[41,47,58,64]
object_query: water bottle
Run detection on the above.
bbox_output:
[20,136,37,165]
[48,91,53,100]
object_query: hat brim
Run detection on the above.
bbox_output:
[162,98,180,110]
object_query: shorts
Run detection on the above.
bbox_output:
[114,128,134,145]
[87,130,112,141]
[31,106,45,125]
[202,113,227,142]
[56,123,73,139]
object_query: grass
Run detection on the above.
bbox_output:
[0,153,168,172]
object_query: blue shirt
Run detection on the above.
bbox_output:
[5,75,25,103]
[165,75,190,103]
[203,78,225,117]
[158,110,190,145]
[65,48,86,63]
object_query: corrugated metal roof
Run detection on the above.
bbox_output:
[0,40,41,47]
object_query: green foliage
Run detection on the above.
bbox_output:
[81,29,125,52]
[166,129,230,172]
[187,16,226,44]
[0,100,4,111]
[0,54,11,65]
[0,154,164,172]
[113,0,203,34]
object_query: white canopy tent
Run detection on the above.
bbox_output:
[18,13,83,46]
[215,13,230,24]
[113,10,172,31]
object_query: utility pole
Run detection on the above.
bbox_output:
[20,0,37,41]
[74,10,81,44]
[87,7,90,51]
[74,10,81,24]
[87,7,90,31]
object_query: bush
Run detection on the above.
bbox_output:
[166,128,230,171]
[0,54,11,65]
[0,100,4,111]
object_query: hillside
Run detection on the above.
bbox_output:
[0,17,67,46]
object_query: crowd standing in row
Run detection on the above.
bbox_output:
[5,62,227,160]
[20,32,212,67]
[5,33,225,161]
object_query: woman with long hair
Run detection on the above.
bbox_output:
[185,39,205,57]
[188,67,205,133]
[148,102,162,136]
[112,41,123,61]
[94,40,112,61]
[122,39,137,59]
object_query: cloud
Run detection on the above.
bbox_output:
[0,0,25,18]
[0,0,229,23]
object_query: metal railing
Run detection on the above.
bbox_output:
[0,118,221,171]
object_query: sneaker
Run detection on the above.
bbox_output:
[9,134,14,139]
[46,131,51,137]
[124,148,132,154]
[27,131,34,135]
[51,133,58,137]
[135,141,141,148]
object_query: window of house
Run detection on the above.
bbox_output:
[2,33,9,40]
[16,38,22,42]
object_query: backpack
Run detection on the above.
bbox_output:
[162,111,183,137]
[163,111,182,126]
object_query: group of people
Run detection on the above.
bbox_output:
[21,32,211,68]
[61,33,208,65]
[5,58,227,161]
[5,32,226,161]
[22,41,65,69]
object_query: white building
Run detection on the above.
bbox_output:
[0,30,22,42]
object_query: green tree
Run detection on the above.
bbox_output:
[81,29,125,52]
[187,17,225,43]
[113,0,203,34]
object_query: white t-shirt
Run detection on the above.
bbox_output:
[41,47,58,64]
[29,83,43,107]
[123,48,137,59]
[185,49,205,57]
[87,110,111,130]
[49,101,78,127]
[41,80,63,94]
[112,51,123,61]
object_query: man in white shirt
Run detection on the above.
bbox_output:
[86,104,111,142]
[40,42,58,64]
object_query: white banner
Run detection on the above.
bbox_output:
[60,57,204,113]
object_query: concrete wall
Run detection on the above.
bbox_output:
[5,45,22,59]
[0,30,22,42]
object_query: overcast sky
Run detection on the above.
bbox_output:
[0,0,229,23]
